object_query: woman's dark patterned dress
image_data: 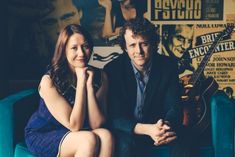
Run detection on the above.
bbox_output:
[25,68,101,157]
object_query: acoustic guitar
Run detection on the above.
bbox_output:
[180,25,234,134]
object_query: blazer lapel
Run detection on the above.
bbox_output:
[123,56,137,112]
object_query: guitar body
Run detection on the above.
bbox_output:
[181,76,219,134]
[179,25,234,134]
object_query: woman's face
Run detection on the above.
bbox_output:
[65,33,91,70]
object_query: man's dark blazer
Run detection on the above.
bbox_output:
[104,52,183,134]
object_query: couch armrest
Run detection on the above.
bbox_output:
[0,89,37,157]
[211,90,234,157]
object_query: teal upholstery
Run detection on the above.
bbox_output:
[15,143,35,157]
[211,91,234,157]
[0,89,37,157]
[0,89,234,157]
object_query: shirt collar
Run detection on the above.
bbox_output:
[131,60,152,79]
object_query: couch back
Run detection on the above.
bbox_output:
[13,92,39,146]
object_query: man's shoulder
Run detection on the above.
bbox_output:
[104,53,127,71]
[154,52,178,68]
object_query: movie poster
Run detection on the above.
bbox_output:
[192,22,235,99]
[7,0,235,98]
[148,0,235,99]
[150,0,223,21]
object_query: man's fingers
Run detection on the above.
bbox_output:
[163,135,177,144]
[156,119,164,126]
[154,135,177,146]
[153,131,177,146]
[164,121,170,125]
[162,124,170,130]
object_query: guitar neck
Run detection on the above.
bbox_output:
[189,32,225,85]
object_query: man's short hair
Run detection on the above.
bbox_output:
[119,17,159,51]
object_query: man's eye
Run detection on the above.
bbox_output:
[129,44,135,48]
[64,17,73,22]
[41,18,57,26]
[142,42,149,46]
[61,12,76,21]
[176,36,185,42]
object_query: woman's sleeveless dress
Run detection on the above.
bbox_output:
[25,68,101,157]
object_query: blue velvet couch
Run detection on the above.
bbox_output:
[0,89,234,157]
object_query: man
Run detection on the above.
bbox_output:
[8,0,83,79]
[39,0,82,44]
[99,0,147,40]
[104,18,190,157]
[38,0,83,70]
[161,24,195,80]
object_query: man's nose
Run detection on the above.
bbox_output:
[135,44,143,54]
[182,40,190,50]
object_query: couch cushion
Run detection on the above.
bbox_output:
[149,146,170,157]
[14,143,35,157]
[199,146,214,157]
[15,142,214,157]
[149,145,214,157]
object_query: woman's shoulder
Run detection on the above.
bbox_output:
[38,75,55,95]
[40,75,53,87]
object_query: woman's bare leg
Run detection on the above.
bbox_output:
[59,131,100,157]
[93,128,114,157]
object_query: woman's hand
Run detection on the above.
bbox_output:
[86,69,94,90]
[98,0,112,11]
[75,67,88,86]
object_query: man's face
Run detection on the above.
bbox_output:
[168,25,193,58]
[124,29,152,71]
[40,0,82,44]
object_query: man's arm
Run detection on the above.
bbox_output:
[104,62,138,134]
[164,62,183,133]
[134,120,177,146]
[106,81,137,133]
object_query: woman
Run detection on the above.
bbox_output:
[25,24,114,157]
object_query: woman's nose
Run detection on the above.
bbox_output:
[75,47,85,56]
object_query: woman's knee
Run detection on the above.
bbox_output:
[93,128,114,144]
[81,132,100,152]
[60,131,100,156]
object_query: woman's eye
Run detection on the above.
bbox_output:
[72,47,77,51]
[82,44,90,50]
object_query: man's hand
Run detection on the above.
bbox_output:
[134,119,177,146]
[148,119,177,146]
